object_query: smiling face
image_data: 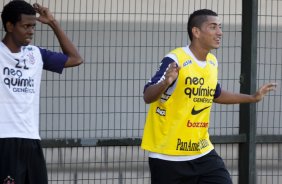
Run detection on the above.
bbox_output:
[193,15,222,50]
[6,14,36,47]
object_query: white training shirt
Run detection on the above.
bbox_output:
[0,42,67,139]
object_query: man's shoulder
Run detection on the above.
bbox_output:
[207,52,217,60]
[168,46,193,65]
[169,47,186,54]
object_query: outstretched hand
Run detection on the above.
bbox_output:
[33,3,55,25]
[253,82,277,102]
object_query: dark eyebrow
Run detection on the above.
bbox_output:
[209,22,221,26]
[23,23,36,26]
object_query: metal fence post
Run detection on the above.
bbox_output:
[239,0,258,184]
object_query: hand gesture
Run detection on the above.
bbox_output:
[33,3,55,25]
[254,82,277,102]
[163,62,181,86]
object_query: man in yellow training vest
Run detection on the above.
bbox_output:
[141,9,276,184]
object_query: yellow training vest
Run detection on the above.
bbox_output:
[141,47,218,155]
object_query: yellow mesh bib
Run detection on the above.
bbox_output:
[141,47,218,155]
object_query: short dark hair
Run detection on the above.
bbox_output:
[1,0,36,32]
[187,9,218,41]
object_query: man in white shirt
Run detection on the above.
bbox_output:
[0,1,83,183]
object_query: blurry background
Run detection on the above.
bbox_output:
[0,0,281,183]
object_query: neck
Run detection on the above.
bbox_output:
[189,44,209,61]
[2,36,21,53]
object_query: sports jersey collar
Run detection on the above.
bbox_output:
[0,41,11,53]
[184,45,207,68]
[0,41,25,58]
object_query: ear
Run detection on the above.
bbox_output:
[5,22,14,33]
[191,27,200,39]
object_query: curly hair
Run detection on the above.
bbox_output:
[1,0,36,32]
[187,9,218,41]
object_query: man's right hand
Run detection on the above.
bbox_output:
[163,62,181,86]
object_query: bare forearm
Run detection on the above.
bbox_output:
[48,19,83,66]
[213,90,257,104]
[143,81,171,104]
[214,83,277,104]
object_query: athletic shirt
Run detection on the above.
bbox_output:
[141,46,219,157]
[0,42,67,139]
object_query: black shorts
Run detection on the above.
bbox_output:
[149,149,233,184]
[0,138,48,184]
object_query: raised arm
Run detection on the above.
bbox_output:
[213,82,277,104]
[144,62,180,104]
[33,3,83,67]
